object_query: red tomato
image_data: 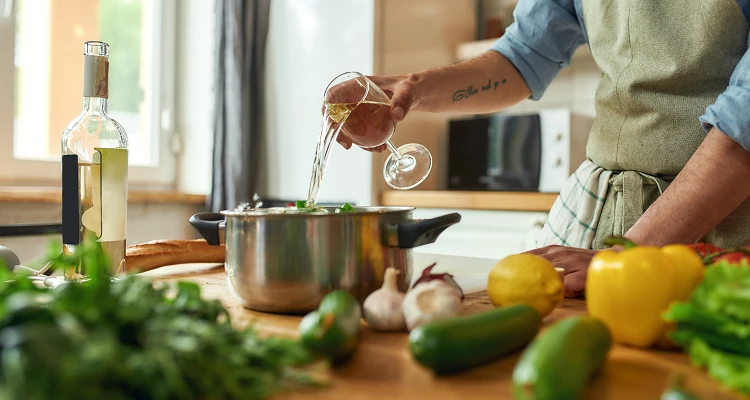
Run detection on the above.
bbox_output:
[686,243,724,258]
[710,251,750,266]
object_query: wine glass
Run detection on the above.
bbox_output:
[323,71,432,190]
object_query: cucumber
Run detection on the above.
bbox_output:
[512,316,612,400]
[408,304,542,375]
[318,290,362,333]
[298,290,362,363]
[661,385,702,400]
[661,375,701,400]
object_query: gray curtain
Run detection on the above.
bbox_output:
[208,0,271,212]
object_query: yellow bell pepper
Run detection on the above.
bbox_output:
[662,244,705,301]
[585,238,704,348]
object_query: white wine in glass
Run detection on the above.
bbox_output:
[324,72,432,191]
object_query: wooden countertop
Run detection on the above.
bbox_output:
[0,186,207,205]
[380,190,558,212]
[142,264,745,400]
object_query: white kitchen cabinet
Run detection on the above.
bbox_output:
[411,208,548,260]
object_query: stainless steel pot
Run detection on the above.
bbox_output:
[189,206,460,314]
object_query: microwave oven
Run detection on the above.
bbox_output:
[447,109,592,193]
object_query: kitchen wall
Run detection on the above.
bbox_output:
[370,0,478,195]
[260,0,375,206]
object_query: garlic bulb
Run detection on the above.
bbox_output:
[402,280,463,331]
[363,267,407,331]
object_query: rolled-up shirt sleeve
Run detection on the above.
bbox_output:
[699,32,750,152]
[488,0,587,100]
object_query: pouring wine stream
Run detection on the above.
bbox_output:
[305,72,433,208]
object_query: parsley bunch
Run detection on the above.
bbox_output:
[0,235,326,400]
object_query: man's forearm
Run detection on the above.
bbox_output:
[409,51,531,114]
[625,128,750,246]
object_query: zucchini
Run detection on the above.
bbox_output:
[299,290,362,363]
[513,316,612,400]
[408,304,542,374]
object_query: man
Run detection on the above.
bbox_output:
[337,0,750,297]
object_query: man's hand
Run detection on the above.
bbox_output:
[524,245,599,298]
[334,75,420,152]
[335,51,531,151]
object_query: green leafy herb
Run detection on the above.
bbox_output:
[293,200,327,213]
[0,233,328,400]
[663,261,750,395]
[294,201,356,214]
[334,203,355,213]
[688,338,750,396]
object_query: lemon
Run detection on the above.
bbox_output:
[487,254,564,318]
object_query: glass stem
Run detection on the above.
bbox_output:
[386,141,402,160]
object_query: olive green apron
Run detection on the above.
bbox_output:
[539,0,750,249]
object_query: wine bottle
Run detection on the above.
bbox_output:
[61,41,129,278]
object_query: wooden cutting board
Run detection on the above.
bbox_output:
[139,262,747,400]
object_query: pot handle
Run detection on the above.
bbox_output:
[386,213,461,249]
[189,212,225,246]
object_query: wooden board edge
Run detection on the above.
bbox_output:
[380,190,557,212]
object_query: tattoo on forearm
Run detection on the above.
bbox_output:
[452,78,507,102]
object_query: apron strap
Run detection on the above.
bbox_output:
[609,171,671,237]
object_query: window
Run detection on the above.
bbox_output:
[0,0,176,187]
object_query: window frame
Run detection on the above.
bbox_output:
[0,0,178,188]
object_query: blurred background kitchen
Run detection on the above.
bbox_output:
[0,0,601,264]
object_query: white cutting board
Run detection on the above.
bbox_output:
[412,253,499,295]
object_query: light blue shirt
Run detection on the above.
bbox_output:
[490,0,750,152]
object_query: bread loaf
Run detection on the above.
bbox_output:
[125,239,225,272]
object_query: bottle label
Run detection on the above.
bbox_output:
[62,154,81,245]
[97,148,128,241]
[64,149,128,246]
[82,55,109,98]
[81,152,103,239]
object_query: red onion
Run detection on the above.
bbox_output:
[410,263,464,300]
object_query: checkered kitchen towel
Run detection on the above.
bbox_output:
[537,160,675,250]
[537,160,613,250]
